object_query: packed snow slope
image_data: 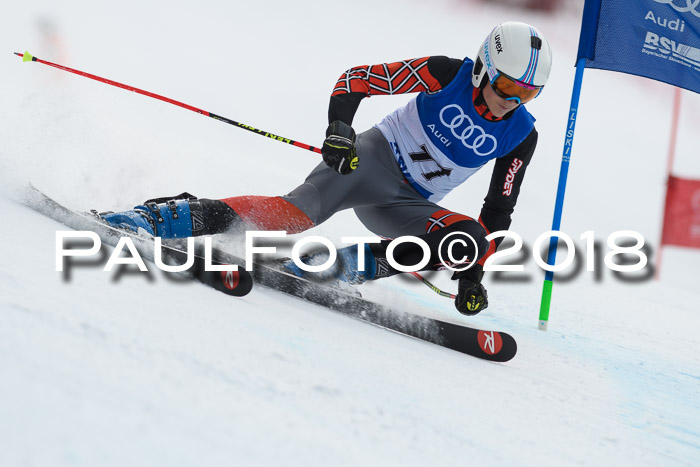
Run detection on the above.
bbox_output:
[2,0,699,466]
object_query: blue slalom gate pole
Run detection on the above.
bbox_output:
[538,57,586,331]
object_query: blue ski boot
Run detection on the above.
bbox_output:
[98,195,204,238]
[283,243,388,284]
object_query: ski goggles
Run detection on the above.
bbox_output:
[490,72,543,105]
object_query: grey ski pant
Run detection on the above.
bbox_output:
[282,128,448,238]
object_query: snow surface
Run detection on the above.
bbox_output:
[2,0,699,466]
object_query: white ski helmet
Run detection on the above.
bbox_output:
[472,21,553,103]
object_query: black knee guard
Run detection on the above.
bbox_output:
[371,219,489,274]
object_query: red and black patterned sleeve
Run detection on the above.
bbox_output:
[328,56,464,125]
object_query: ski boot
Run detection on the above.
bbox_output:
[97,193,205,238]
[282,243,390,285]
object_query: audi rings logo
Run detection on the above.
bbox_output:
[653,0,700,18]
[439,104,498,156]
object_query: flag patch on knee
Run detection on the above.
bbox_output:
[426,210,473,233]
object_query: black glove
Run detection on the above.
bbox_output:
[322,121,358,175]
[453,265,488,316]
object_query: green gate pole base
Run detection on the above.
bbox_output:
[538,279,553,332]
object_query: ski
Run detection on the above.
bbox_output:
[251,264,518,362]
[21,186,253,297]
[20,186,517,362]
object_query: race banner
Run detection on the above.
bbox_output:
[661,175,700,248]
[542,0,700,326]
[578,0,700,94]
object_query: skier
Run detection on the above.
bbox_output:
[100,21,553,316]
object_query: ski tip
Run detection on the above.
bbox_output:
[477,330,517,362]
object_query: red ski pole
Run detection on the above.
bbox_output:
[15,51,322,154]
[16,51,463,301]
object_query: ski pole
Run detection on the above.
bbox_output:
[410,272,456,299]
[16,51,459,302]
[14,51,322,155]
